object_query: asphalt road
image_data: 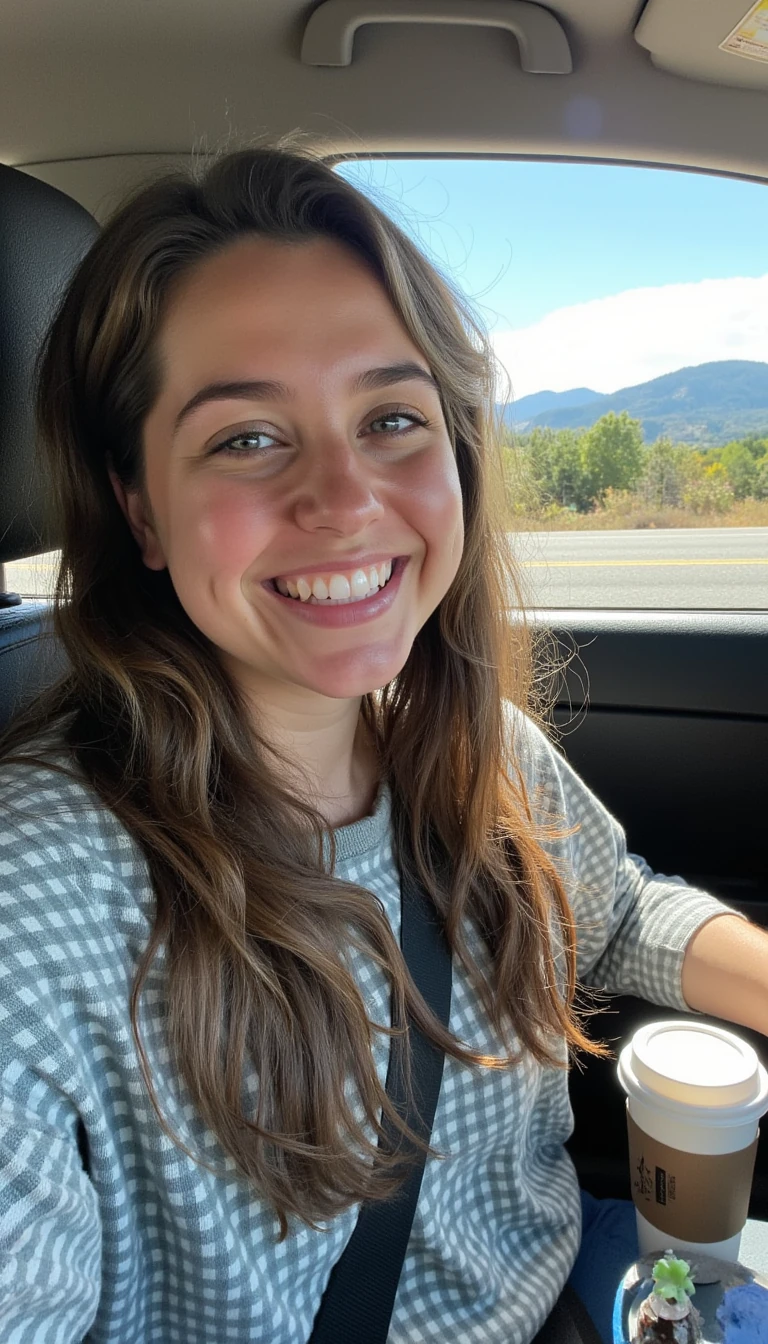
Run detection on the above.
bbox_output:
[510,527,768,609]
[6,527,768,610]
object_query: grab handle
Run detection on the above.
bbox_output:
[301,0,572,74]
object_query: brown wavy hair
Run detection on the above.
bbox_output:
[0,137,604,1240]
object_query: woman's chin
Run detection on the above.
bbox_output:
[291,650,412,701]
[296,673,397,701]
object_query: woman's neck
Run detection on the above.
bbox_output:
[321,725,381,827]
[250,692,381,828]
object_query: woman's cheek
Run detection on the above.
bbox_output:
[403,449,464,567]
[181,485,275,576]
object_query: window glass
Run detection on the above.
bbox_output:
[8,160,767,609]
[337,159,768,611]
[4,552,58,600]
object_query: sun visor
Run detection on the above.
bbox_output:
[635,0,768,91]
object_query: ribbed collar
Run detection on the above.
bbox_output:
[323,777,392,866]
[24,729,394,869]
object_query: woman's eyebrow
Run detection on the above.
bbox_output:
[172,361,439,435]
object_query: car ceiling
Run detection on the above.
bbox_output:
[2,0,768,218]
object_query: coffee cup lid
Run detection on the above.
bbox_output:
[618,1020,768,1118]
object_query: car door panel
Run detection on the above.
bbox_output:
[539,611,768,1214]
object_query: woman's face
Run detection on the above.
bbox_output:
[111,235,465,706]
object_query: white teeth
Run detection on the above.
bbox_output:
[274,559,397,603]
[350,568,370,599]
[328,574,351,600]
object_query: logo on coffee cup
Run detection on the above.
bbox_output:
[635,1154,653,1198]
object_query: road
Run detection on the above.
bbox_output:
[5,528,768,610]
[510,527,768,609]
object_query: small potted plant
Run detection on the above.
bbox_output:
[633,1251,703,1344]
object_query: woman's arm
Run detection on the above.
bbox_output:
[682,913,768,1036]
[508,708,736,1010]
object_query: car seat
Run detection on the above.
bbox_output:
[0,165,99,732]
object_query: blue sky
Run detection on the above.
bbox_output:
[337,158,768,401]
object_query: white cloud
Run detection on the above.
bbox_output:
[491,273,768,403]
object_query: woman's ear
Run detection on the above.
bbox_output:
[108,468,168,571]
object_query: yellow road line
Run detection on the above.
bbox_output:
[520,558,768,568]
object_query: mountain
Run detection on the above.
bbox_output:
[510,360,768,446]
[499,387,598,427]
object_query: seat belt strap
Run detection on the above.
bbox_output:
[308,846,453,1344]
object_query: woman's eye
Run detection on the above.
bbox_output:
[213,429,280,456]
[367,411,428,436]
[211,409,428,457]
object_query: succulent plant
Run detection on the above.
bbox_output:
[651,1254,695,1306]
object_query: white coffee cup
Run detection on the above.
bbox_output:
[617,1020,768,1261]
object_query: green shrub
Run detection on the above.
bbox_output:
[682,463,734,514]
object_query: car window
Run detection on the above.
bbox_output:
[4,553,57,600]
[334,158,768,612]
[8,156,767,611]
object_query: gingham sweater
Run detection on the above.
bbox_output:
[0,713,730,1343]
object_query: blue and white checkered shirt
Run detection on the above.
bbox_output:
[0,713,730,1342]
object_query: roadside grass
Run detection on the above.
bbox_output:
[505,499,768,531]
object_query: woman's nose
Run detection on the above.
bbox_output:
[291,440,385,534]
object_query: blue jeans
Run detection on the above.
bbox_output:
[567,1192,638,1344]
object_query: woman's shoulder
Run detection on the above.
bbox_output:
[0,731,153,976]
[1,729,102,823]
[501,700,567,792]
[0,729,144,892]
[502,699,616,826]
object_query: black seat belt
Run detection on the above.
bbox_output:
[308,846,453,1344]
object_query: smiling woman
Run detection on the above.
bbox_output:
[0,137,595,1323]
[0,140,752,1344]
[109,232,464,731]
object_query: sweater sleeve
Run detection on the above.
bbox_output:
[507,709,741,1010]
[0,1064,102,1338]
[0,1023,102,1343]
[0,753,103,1342]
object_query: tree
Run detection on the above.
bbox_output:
[499,434,541,516]
[641,437,695,509]
[754,453,768,501]
[526,427,594,511]
[719,441,757,500]
[740,434,768,461]
[581,412,645,504]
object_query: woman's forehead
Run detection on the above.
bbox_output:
[165,234,386,319]
[155,236,421,385]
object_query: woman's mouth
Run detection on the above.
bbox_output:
[270,558,396,605]
[261,557,408,627]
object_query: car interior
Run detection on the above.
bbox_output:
[1,0,767,1219]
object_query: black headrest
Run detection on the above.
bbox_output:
[0,165,99,565]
